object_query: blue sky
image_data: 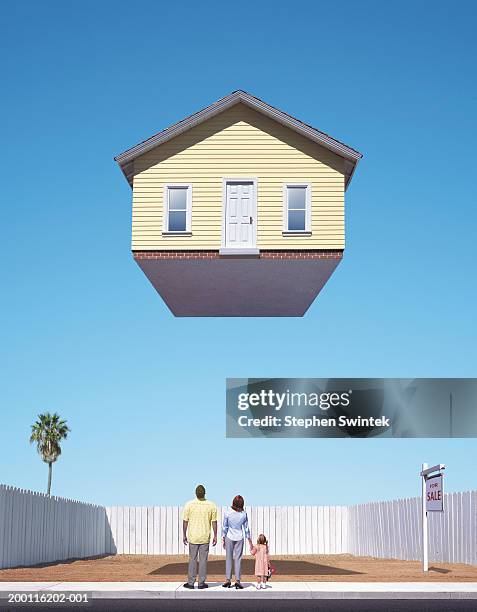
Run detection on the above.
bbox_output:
[1,1,476,508]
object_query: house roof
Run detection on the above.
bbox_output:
[114,90,363,189]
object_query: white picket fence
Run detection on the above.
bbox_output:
[0,485,109,569]
[348,491,477,566]
[1,484,476,569]
[104,505,348,556]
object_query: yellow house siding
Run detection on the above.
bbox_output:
[131,104,345,250]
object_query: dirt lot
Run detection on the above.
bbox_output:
[1,554,477,583]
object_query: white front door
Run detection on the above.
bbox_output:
[225,181,255,248]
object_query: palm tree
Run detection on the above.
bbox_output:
[30,412,70,496]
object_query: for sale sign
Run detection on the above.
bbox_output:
[426,473,444,511]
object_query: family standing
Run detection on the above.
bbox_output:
[182,485,272,590]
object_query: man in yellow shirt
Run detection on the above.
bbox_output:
[182,484,218,589]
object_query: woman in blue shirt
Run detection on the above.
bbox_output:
[222,495,253,589]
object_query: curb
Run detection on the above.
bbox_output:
[1,582,477,600]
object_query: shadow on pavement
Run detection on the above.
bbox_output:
[150,558,362,576]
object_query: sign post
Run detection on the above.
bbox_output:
[420,462,445,572]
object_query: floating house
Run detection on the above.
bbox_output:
[115,91,362,316]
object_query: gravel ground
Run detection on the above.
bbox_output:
[1,554,477,583]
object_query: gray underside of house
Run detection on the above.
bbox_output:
[135,258,341,317]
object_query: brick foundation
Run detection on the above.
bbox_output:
[133,250,343,260]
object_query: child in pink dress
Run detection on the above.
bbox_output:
[251,534,270,589]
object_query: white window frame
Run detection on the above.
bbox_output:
[283,183,312,235]
[162,184,192,235]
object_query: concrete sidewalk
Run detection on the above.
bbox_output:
[1,582,477,600]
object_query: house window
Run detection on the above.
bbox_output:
[284,184,311,234]
[164,184,192,233]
